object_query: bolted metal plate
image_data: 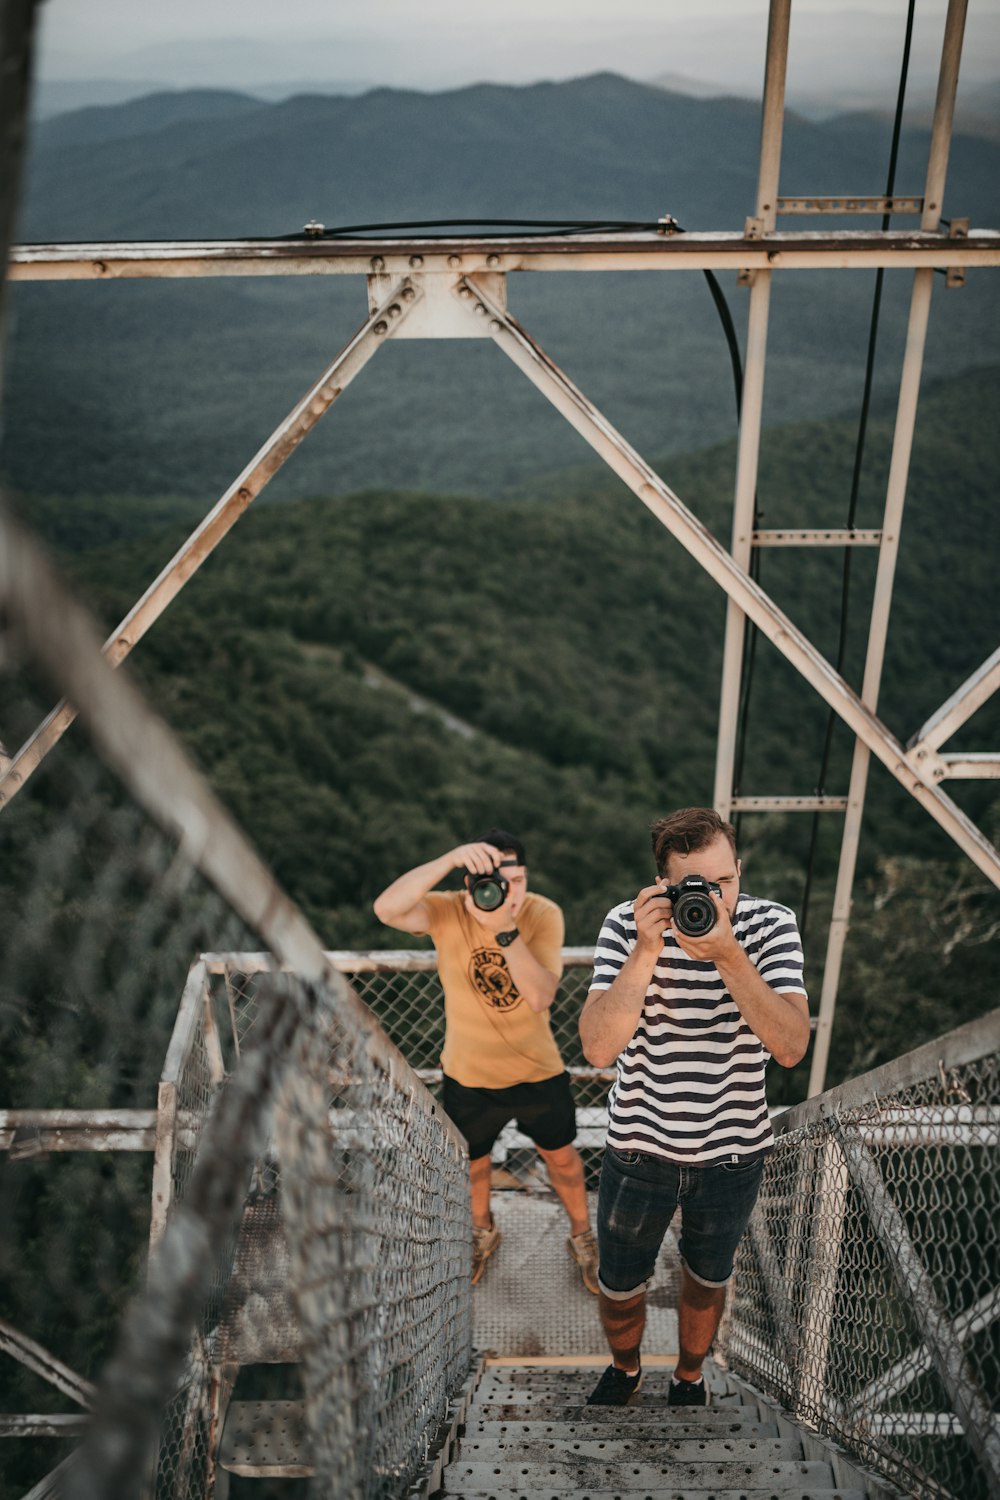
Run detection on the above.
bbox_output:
[366,270,507,337]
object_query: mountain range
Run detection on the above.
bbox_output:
[3,73,998,507]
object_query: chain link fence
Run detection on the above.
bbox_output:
[722,1009,1000,1500]
[148,963,472,1500]
[205,951,610,1181]
[0,506,474,1499]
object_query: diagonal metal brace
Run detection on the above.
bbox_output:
[837,1127,1000,1495]
[0,276,422,814]
[0,1316,96,1410]
[450,275,1000,888]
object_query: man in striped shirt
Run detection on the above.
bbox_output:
[580,807,810,1407]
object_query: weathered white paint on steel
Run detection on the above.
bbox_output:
[8,231,1000,280]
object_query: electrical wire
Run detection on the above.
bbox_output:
[277,216,670,240]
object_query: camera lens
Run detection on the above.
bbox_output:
[471,875,506,911]
[673,893,716,937]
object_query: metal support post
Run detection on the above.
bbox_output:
[795,1133,847,1422]
[714,0,790,815]
[713,271,772,816]
[808,0,969,1096]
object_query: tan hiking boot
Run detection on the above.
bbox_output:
[567,1228,600,1294]
[471,1217,501,1284]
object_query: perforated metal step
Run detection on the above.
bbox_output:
[433,1361,894,1499]
[218,1399,312,1478]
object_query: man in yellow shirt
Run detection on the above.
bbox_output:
[373,829,598,1290]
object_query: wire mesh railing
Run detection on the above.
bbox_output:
[204,948,610,1174]
[150,963,472,1500]
[0,505,475,1499]
[722,1007,1000,1500]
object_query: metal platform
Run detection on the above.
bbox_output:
[472,1189,679,1359]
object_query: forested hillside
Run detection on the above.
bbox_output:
[5,364,997,1093]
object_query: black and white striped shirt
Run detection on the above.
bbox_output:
[592,893,807,1165]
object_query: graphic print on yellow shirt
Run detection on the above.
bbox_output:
[469,946,523,1010]
[423,889,565,1089]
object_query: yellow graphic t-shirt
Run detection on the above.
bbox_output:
[423,890,565,1088]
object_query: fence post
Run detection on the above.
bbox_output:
[795,1130,848,1422]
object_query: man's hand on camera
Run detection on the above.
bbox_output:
[632,883,673,955]
[672,891,740,964]
[451,841,503,874]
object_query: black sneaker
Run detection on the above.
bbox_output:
[668,1374,708,1407]
[586,1361,643,1406]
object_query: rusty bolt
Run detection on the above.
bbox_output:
[373,320,389,335]
[409,254,424,268]
[370,255,386,271]
[448,254,462,267]
[387,302,402,318]
[458,284,473,298]
[486,253,500,268]
[402,286,416,301]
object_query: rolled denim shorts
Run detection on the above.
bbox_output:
[596,1144,767,1295]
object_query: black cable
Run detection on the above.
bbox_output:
[702,269,745,420]
[696,256,760,837]
[799,0,916,940]
[278,216,668,241]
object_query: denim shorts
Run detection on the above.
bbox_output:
[596,1145,767,1294]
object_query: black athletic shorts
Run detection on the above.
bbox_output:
[441,1070,577,1161]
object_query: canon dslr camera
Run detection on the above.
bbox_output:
[661,874,722,937]
[466,859,518,912]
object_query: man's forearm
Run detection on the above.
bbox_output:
[714,948,810,1067]
[503,938,559,1013]
[372,852,455,926]
[579,945,659,1067]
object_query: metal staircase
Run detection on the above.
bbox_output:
[434,1361,905,1500]
[213,1358,905,1496]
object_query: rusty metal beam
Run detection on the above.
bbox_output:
[752,528,882,547]
[7,230,998,280]
[0,1318,96,1409]
[0,1109,159,1153]
[0,1413,90,1437]
[939,754,1000,779]
[908,646,1000,754]
[198,946,596,974]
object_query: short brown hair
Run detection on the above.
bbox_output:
[651,807,737,875]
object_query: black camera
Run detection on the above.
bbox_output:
[661,874,722,937]
[466,860,518,912]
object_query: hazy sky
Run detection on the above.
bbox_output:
[35,0,1000,96]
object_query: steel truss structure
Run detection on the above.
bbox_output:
[2,0,999,1091]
